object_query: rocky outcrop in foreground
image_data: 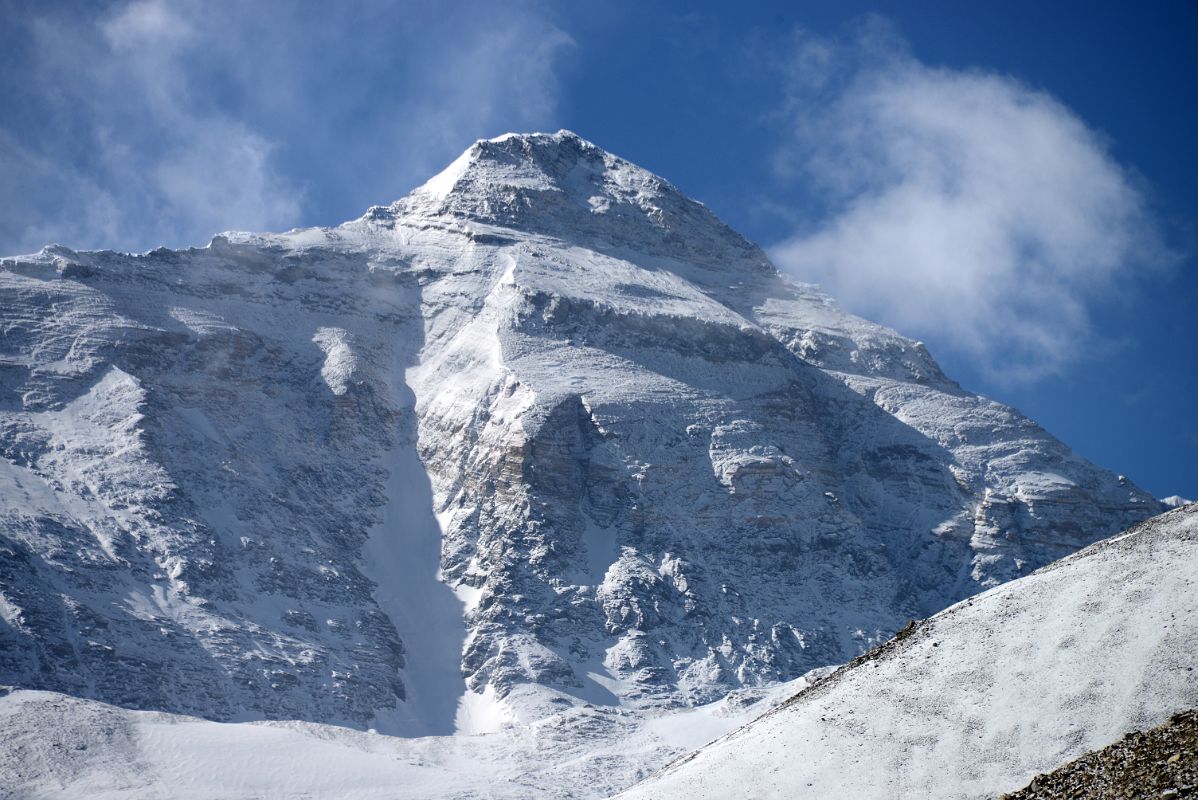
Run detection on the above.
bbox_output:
[1005,709,1197,800]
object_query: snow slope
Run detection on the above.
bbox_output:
[617,503,1198,800]
[0,131,1161,741]
[0,673,824,799]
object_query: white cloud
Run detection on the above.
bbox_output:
[101,0,192,49]
[769,19,1170,382]
[0,1,572,254]
[150,122,301,238]
[0,1,304,253]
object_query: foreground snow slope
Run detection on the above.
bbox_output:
[617,503,1198,800]
[0,131,1159,733]
[0,673,823,800]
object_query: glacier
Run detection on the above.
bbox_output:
[0,130,1168,795]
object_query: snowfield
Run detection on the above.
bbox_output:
[617,503,1198,800]
[0,674,824,799]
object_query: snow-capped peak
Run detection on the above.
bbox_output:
[413,129,639,202]
[397,130,771,275]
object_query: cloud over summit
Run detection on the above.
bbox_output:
[770,20,1170,382]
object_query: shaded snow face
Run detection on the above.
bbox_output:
[0,132,1161,730]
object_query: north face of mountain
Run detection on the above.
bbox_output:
[0,131,1160,732]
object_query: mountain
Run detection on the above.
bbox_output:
[3,506,1189,799]
[0,130,1160,742]
[616,502,1198,800]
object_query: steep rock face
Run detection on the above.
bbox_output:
[0,131,1159,727]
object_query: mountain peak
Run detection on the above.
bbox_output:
[391,130,770,272]
[413,129,633,202]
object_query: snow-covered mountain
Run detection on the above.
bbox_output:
[0,507,1188,800]
[0,131,1161,742]
[616,502,1198,800]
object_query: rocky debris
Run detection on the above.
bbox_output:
[1003,709,1198,799]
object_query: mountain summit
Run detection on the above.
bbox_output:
[0,133,1160,742]
[389,130,773,276]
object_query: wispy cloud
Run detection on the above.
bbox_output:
[0,0,573,254]
[769,18,1172,382]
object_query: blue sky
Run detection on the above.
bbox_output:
[1,0,1194,499]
